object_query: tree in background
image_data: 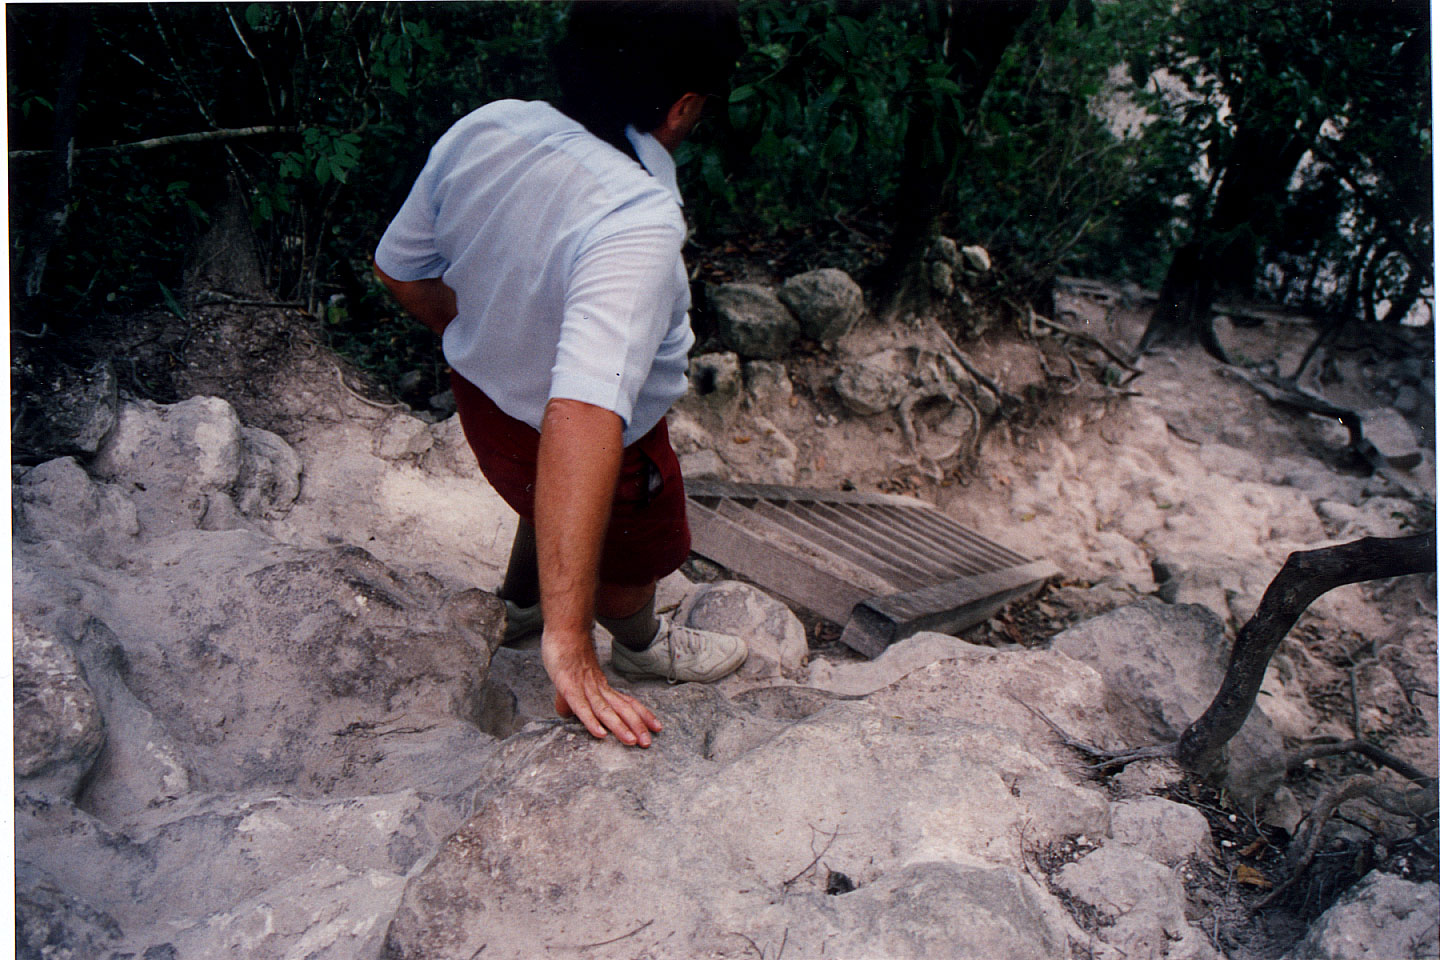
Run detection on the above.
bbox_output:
[8,1,1431,396]
[1132,0,1431,360]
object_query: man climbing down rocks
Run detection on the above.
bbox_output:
[373,1,748,747]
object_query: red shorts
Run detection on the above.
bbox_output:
[451,371,691,586]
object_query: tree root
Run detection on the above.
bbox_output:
[1010,695,1177,774]
[1287,738,1437,788]
[1250,777,1378,912]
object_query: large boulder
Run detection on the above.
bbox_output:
[1051,598,1286,801]
[12,358,119,461]
[709,283,800,359]
[1284,871,1439,960]
[13,613,106,800]
[13,456,139,564]
[777,267,865,342]
[1056,844,1220,960]
[383,686,1108,959]
[91,396,301,536]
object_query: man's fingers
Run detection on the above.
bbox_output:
[597,688,652,747]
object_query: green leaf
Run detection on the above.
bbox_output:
[729,84,757,104]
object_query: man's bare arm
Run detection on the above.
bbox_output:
[535,398,663,747]
[373,262,456,336]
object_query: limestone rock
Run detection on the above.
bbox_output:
[13,457,139,562]
[234,425,302,518]
[1284,871,1439,960]
[833,359,905,416]
[777,267,865,342]
[679,580,807,681]
[743,359,793,405]
[929,235,961,267]
[384,688,1108,959]
[1109,797,1216,865]
[1360,407,1421,469]
[709,283,799,359]
[373,413,436,461]
[12,358,119,460]
[1057,844,1219,960]
[688,350,741,400]
[678,448,726,480]
[91,396,300,535]
[13,613,106,799]
[16,866,124,960]
[1051,598,1286,801]
[961,244,992,274]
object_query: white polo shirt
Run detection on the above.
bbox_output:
[375,99,694,446]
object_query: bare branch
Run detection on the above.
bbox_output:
[10,125,295,161]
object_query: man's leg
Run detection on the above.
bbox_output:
[596,581,659,651]
[499,518,540,608]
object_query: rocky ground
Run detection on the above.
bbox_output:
[12,253,1438,960]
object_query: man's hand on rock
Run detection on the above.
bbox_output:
[541,627,662,747]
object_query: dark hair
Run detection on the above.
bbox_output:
[554,0,743,157]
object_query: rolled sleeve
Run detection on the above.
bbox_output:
[549,222,686,428]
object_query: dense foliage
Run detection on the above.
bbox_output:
[8,1,1430,382]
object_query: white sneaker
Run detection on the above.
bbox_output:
[502,600,544,646]
[609,616,747,684]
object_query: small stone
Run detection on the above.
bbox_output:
[708,283,799,360]
[689,352,742,400]
[679,449,726,481]
[960,244,992,274]
[777,268,865,343]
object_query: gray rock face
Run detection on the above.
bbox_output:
[91,397,301,536]
[383,686,1108,959]
[743,359,793,404]
[1057,844,1219,960]
[1108,797,1215,866]
[14,393,512,959]
[13,456,139,563]
[13,613,106,799]
[1051,598,1286,801]
[709,283,800,359]
[13,358,119,460]
[777,267,865,342]
[1285,871,1439,960]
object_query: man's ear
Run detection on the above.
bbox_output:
[651,92,708,152]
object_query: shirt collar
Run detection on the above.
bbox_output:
[625,125,683,207]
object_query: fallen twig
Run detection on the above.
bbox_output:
[573,918,654,949]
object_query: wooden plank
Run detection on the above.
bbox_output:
[687,478,920,508]
[712,499,897,595]
[821,502,990,577]
[774,502,934,587]
[838,560,1059,656]
[686,500,872,623]
[797,501,962,581]
[751,500,925,590]
[876,504,1031,568]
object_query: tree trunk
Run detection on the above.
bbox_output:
[1175,531,1437,776]
[879,0,1038,316]
[15,7,90,314]
[1139,120,1316,360]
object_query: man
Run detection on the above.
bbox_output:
[374,2,747,749]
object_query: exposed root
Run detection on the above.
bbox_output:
[1010,695,1177,774]
[1287,738,1438,788]
[1251,777,1377,912]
